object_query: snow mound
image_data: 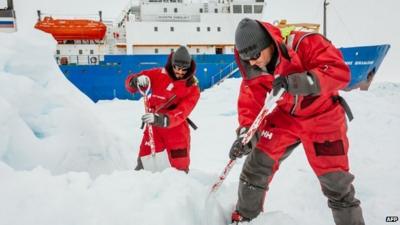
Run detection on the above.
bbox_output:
[0,31,133,177]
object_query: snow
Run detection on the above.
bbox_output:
[1,30,400,225]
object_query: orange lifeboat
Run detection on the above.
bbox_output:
[34,16,107,41]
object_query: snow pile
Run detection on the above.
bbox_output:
[1,30,400,225]
[0,31,132,176]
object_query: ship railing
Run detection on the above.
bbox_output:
[56,55,105,65]
[210,61,239,88]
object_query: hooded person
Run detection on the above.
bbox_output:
[229,18,364,225]
[125,46,200,172]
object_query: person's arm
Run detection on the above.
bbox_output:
[125,70,156,94]
[238,75,273,128]
[164,86,201,128]
[296,34,351,94]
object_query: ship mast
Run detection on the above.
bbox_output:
[7,0,14,9]
[323,0,329,37]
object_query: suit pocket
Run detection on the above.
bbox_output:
[314,140,345,156]
[170,148,188,158]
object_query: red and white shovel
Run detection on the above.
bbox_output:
[137,81,171,172]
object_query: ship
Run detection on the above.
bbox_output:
[34,0,390,102]
[0,0,17,33]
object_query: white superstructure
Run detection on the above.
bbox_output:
[120,0,264,54]
[55,0,264,65]
[0,0,17,33]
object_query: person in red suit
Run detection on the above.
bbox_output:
[229,18,365,225]
[125,46,200,172]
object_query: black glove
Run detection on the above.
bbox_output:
[229,128,258,160]
[273,72,320,96]
[141,113,169,127]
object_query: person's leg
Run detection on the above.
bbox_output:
[235,112,300,221]
[302,112,365,225]
[164,124,191,172]
[235,141,300,220]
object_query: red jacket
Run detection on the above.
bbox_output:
[235,21,350,127]
[125,54,200,128]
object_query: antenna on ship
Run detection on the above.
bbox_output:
[7,0,13,9]
[323,0,329,37]
[37,10,42,22]
[99,11,102,22]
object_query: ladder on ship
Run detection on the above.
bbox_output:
[210,61,239,88]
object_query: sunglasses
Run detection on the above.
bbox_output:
[240,51,261,61]
[173,65,189,72]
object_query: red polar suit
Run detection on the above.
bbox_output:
[233,21,365,225]
[125,54,200,171]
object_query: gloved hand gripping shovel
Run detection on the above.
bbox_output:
[202,88,285,225]
[137,82,171,172]
[208,88,285,194]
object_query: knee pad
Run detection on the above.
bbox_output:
[240,148,275,189]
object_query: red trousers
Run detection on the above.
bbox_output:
[236,104,364,224]
[257,103,349,178]
[138,123,191,171]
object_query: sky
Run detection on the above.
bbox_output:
[1,29,400,225]
[4,0,400,82]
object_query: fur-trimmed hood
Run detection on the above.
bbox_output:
[165,52,197,86]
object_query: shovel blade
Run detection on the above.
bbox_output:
[141,150,171,172]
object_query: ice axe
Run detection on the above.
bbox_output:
[137,81,171,172]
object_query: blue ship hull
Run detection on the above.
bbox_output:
[60,44,390,102]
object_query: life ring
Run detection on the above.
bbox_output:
[90,57,97,64]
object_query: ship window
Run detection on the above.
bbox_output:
[170,26,174,32]
[244,5,252,13]
[207,27,211,32]
[216,48,223,54]
[217,27,221,32]
[154,26,158,31]
[254,5,263,13]
[79,50,83,55]
[155,48,159,54]
[174,8,178,13]
[90,50,94,55]
[56,50,60,55]
[196,27,200,32]
[164,8,167,13]
[256,0,264,2]
[214,8,218,13]
[196,48,200,53]
[233,5,242,13]
[199,8,203,13]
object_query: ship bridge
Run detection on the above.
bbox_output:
[118,0,264,55]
